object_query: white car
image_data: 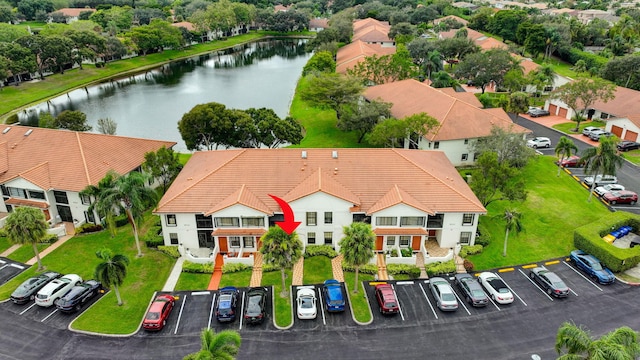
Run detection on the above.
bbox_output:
[477,272,514,305]
[296,287,317,320]
[526,137,551,149]
[35,274,82,307]
[429,277,458,311]
[582,126,602,137]
[583,175,618,187]
[594,184,625,197]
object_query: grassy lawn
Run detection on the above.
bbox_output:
[621,150,640,165]
[302,256,333,284]
[174,272,211,291]
[0,32,270,118]
[219,269,252,289]
[552,120,606,135]
[343,271,374,323]
[6,243,50,263]
[177,153,193,166]
[468,155,611,270]
[261,270,292,327]
[289,76,372,148]
[0,236,12,254]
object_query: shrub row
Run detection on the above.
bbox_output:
[387,264,421,279]
[144,225,163,248]
[425,260,456,277]
[114,214,129,227]
[459,244,483,258]
[39,233,59,244]
[158,245,180,258]
[75,223,103,234]
[304,245,338,258]
[562,48,608,72]
[574,212,640,272]
[222,263,250,274]
[182,261,213,274]
[341,261,378,274]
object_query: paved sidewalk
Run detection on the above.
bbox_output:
[292,257,304,286]
[249,252,263,287]
[331,254,345,282]
[0,244,20,257]
[162,257,185,292]
[376,253,388,280]
[415,252,428,278]
[26,233,74,266]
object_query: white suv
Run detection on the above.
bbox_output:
[526,137,551,149]
[583,175,617,187]
[35,274,82,307]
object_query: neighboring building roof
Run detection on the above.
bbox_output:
[590,86,640,117]
[352,25,393,43]
[624,114,640,129]
[155,148,486,215]
[362,79,531,141]
[518,57,540,75]
[309,18,329,29]
[274,4,291,12]
[171,22,195,31]
[52,8,96,17]
[336,40,396,74]
[353,18,390,33]
[0,125,176,192]
[433,15,469,26]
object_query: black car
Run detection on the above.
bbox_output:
[55,280,102,312]
[617,141,640,152]
[10,272,61,304]
[454,273,488,307]
[527,108,550,117]
[529,267,569,298]
[244,287,267,324]
[216,286,239,323]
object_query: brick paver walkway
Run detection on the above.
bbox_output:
[249,252,263,287]
[292,257,304,286]
[331,254,345,282]
[415,252,428,278]
[455,254,466,274]
[207,254,224,290]
[376,253,388,280]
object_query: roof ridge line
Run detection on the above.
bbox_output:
[76,131,92,185]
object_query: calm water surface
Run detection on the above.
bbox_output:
[20,39,311,151]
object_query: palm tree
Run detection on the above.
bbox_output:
[581,136,624,202]
[555,136,579,177]
[502,209,523,257]
[339,222,375,293]
[4,207,48,271]
[259,226,303,298]
[556,322,640,359]
[84,171,157,257]
[94,248,129,306]
[80,171,118,237]
[423,50,443,81]
[183,328,241,360]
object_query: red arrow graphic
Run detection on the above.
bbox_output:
[268,194,301,235]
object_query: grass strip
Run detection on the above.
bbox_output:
[302,256,333,284]
[261,270,292,328]
[343,271,374,323]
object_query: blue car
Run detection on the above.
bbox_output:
[322,279,345,312]
[216,287,239,322]
[569,250,615,284]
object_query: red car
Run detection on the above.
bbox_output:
[142,294,175,331]
[603,190,638,205]
[374,284,399,315]
[557,155,582,168]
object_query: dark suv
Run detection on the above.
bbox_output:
[375,284,399,315]
[55,280,102,312]
[216,286,239,323]
[10,272,61,304]
[244,287,267,324]
[454,273,488,307]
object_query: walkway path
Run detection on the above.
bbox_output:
[454,255,466,274]
[26,234,74,266]
[249,252,263,287]
[376,253,388,280]
[162,257,185,292]
[292,257,304,286]
[416,252,428,278]
[0,244,20,258]
[207,254,224,290]
[331,255,345,282]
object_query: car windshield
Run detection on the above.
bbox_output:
[300,297,313,309]
[553,281,566,288]
[145,311,160,320]
[385,302,397,308]
[591,262,603,271]
[441,293,455,301]
[471,290,485,297]
[329,300,343,305]
[247,296,262,313]
[498,288,510,294]
[219,299,232,311]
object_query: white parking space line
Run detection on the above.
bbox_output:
[518,269,554,302]
[419,282,438,319]
[562,261,603,291]
[41,308,58,322]
[0,264,8,271]
[0,259,5,264]
[207,294,217,329]
[10,263,24,269]
[569,288,579,297]
[484,294,501,311]
[451,288,471,315]
[390,284,404,321]
[174,294,187,335]
[239,292,245,331]
[318,288,326,326]
[20,303,36,315]
[498,274,527,306]
[191,291,210,296]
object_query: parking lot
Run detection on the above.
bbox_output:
[563,167,639,212]
[363,258,630,327]
[0,286,107,330]
[0,257,26,285]
[291,283,355,330]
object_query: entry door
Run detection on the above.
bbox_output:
[56,205,73,222]
[219,236,228,253]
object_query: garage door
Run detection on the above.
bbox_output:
[548,104,557,115]
[558,107,568,118]
[611,125,623,137]
[624,130,638,142]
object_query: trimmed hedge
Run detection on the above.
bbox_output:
[114,214,129,227]
[574,212,640,272]
[304,245,338,258]
[459,244,483,258]
[76,223,103,234]
[425,260,456,277]
[158,245,180,258]
[144,225,163,248]
[39,233,59,244]
[182,261,213,274]
[262,263,280,272]
[341,261,378,274]
[222,263,250,274]
[0,229,7,237]
[387,264,421,279]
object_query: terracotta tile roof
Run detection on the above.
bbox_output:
[0,125,176,192]
[155,148,486,215]
[374,227,428,235]
[362,79,531,141]
[438,88,482,107]
[353,26,392,43]
[353,18,390,33]
[205,184,271,215]
[433,15,469,25]
[5,198,49,209]
[309,18,329,29]
[368,184,434,214]
[478,37,508,51]
[212,228,267,236]
[517,57,540,75]
[171,22,195,31]
[439,27,507,51]
[624,114,640,128]
[336,40,396,74]
[283,168,361,204]
[53,8,96,17]
[590,86,640,117]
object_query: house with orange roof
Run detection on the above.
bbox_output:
[49,8,96,23]
[604,115,640,142]
[546,85,640,123]
[309,18,329,32]
[433,15,469,26]
[335,40,396,74]
[0,125,175,232]
[363,79,531,166]
[352,18,394,46]
[154,148,486,265]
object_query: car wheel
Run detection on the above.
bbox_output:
[75,304,82,311]
[547,288,552,295]
[466,295,471,304]
[30,294,35,301]
[533,145,538,149]
[529,272,535,279]
[611,200,617,205]
[162,319,166,328]
[631,201,637,205]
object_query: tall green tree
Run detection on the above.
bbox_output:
[97,118,117,135]
[502,209,523,257]
[302,51,336,76]
[339,222,375,293]
[183,328,242,360]
[470,152,527,207]
[472,125,534,168]
[368,112,439,148]
[505,91,530,121]
[259,226,303,297]
[55,110,92,131]
[64,29,107,70]
[178,102,232,150]
[142,146,183,194]
[551,79,616,132]
[5,207,48,271]
[94,248,129,306]
[80,171,118,237]
[556,322,640,360]
[555,136,578,177]
[299,73,363,120]
[581,136,624,202]
[237,108,303,148]
[455,49,519,93]
[338,99,392,143]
